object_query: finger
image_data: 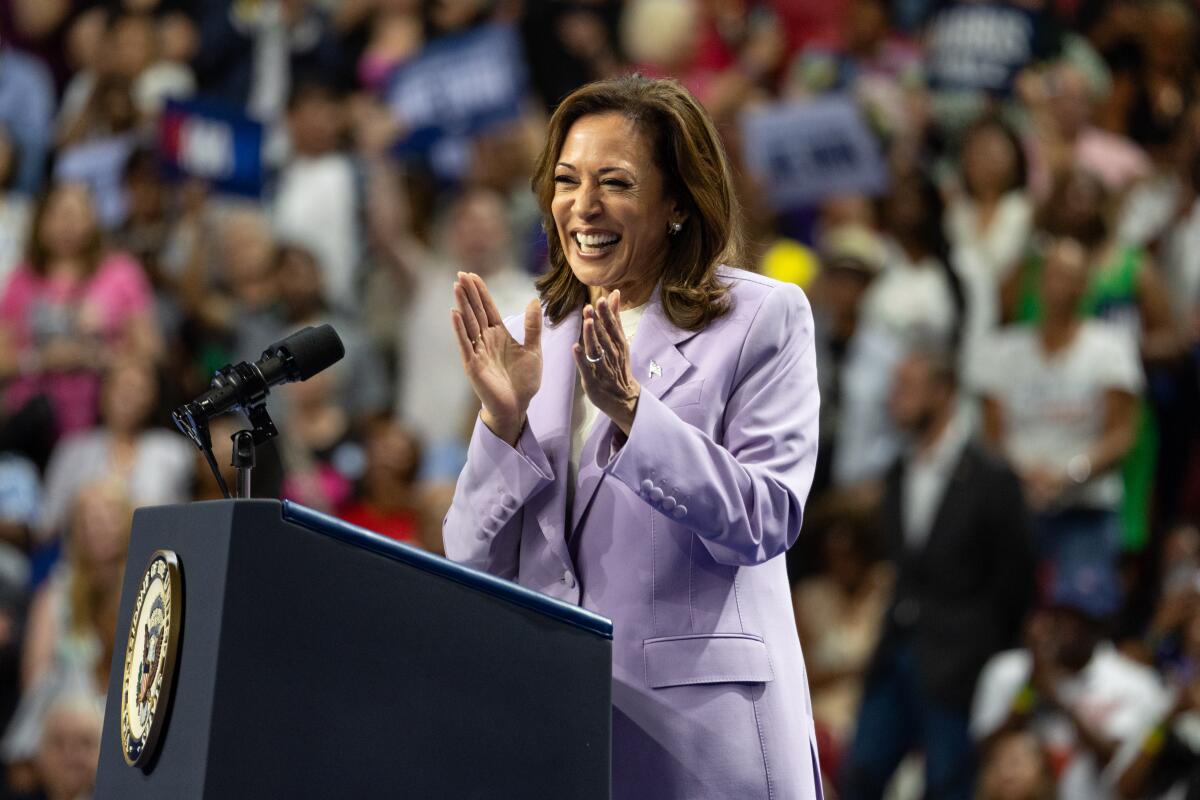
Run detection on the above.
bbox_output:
[596,295,623,353]
[583,313,604,363]
[523,298,541,351]
[471,273,504,326]
[572,343,592,385]
[593,297,620,358]
[459,272,490,334]
[450,309,475,365]
[454,282,480,343]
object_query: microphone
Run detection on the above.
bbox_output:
[173,324,345,436]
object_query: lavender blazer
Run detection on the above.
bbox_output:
[444,267,823,799]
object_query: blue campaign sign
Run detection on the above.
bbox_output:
[386,24,529,159]
[739,96,888,212]
[158,99,265,197]
[926,2,1037,95]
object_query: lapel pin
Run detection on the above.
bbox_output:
[649,360,662,379]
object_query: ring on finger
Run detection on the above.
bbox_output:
[585,352,603,364]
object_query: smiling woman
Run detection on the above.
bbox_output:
[533,77,741,331]
[442,75,823,800]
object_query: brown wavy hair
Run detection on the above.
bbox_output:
[531,75,742,330]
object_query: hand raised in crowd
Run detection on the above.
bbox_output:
[573,291,641,436]
[451,272,542,446]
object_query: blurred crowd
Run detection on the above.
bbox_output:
[0,0,1192,798]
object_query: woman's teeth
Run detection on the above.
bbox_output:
[575,232,620,254]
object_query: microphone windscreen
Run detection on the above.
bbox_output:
[270,324,345,381]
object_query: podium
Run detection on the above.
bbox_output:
[94,500,612,798]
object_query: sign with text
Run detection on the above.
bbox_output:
[158,100,265,197]
[740,96,888,211]
[386,24,528,162]
[927,2,1038,95]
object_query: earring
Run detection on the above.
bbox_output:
[668,221,683,235]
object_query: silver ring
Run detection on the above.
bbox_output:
[585,353,603,364]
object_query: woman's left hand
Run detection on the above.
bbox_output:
[573,290,641,435]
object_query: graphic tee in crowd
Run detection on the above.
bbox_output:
[970,644,1170,800]
[968,321,1143,511]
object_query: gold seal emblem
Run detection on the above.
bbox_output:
[120,550,182,767]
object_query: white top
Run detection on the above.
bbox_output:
[902,411,969,550]
[566,304,646,516]
[859,244,958,345]
[272,152,361,313]
[970,644,1170,800]
[38,429,194,542]
[968,321,1143,511]
[945,190,1033,282]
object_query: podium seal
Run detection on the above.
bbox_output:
[120,550,183,768]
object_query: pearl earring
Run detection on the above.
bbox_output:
[669,221,682,235]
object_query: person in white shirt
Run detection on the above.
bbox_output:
[970,569,1170,800]
[945,115,1033,286]
[272,82,361,315]
[393,186,536,479]
[836,172,964,486]
[972,235,1141,599]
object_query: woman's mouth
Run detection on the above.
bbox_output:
[574,231,621,256]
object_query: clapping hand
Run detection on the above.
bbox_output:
[451,272,542,446]
[573,290,641,436]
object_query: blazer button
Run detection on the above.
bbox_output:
[671,505,687,520]
[650,487,664,502]
[640,479,654,495]
[561,571,576,589]
[661,496,677,511]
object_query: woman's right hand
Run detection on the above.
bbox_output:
[451,272,542,446]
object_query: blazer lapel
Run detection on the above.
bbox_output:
[526,312,578,569]
[919,446,975,561]
[568,292,698,538]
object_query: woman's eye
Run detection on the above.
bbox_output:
[554,175,576,185]
[603,180,629,188]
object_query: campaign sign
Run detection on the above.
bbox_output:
[158,100,265,197]
[386,24,528,158]
[740,96,888,211]
[926,2,1036,95]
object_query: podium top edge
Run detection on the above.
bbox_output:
[279,500,614,639]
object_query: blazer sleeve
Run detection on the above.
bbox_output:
[606,282,820,566]
[442,416,556,579]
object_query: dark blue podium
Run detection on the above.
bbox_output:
[94,500,612,798]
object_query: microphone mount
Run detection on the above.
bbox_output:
[172,365,281,501]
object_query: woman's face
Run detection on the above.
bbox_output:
[551,112,680,303]
[101,362,157,434]
[964,126,1018,197]
[40,185,97,260]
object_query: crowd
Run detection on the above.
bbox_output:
[0,0,1193,798]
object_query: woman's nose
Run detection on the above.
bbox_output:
[576,182,602,218]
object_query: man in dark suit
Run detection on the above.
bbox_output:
[841,345,1035,800]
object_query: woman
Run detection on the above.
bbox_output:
[975,237,1141,600]
[945,115,1032,285]
[0,182,162,437]
[2,481,130,773]
[1005,168,1179,552]
[37,358,192,543]
[442,76,822,798]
